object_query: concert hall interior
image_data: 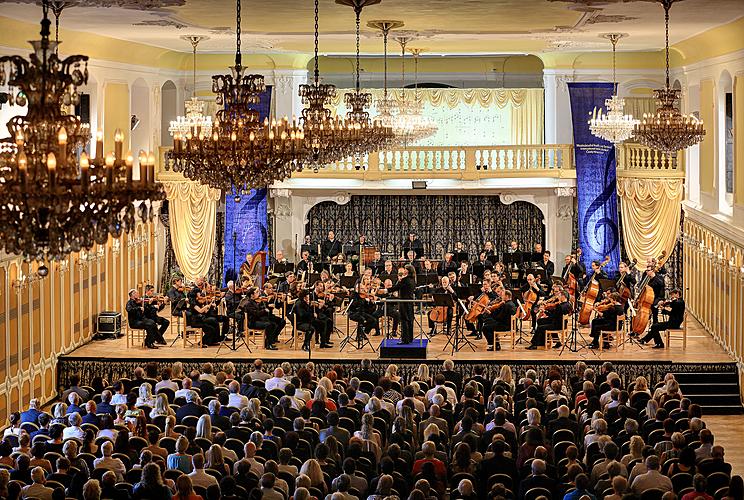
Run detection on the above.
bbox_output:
[2,0,744,497]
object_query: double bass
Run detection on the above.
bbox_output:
[631,252,666,335]
[578,255,610,325]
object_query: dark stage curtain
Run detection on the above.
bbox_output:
[306,195,545,258]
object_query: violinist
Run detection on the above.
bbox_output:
[465,279,498,339]
[310,281,334,347]
[483,288,516,351]
[277,271,299,298]
[242,286,284,350]
[427,276,455,337]
[143,285,169,345]
[589,291,624,349]
[349,282,381,339]
[224,281,243,322]
[202,280,230,341]
[167,277,188,317]
[527,290,571,350]
[296,290,327,352]
[186,278,222,346]
[125,289,159,349]
[640,288,685,348]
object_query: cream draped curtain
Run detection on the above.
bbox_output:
[617,178,684,270]
[331,88,544,146]
[163,181,222,281]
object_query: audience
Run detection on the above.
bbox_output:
[4,361,737,500]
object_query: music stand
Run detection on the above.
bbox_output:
[486,254,498,265]
[559,299,596,357]
[307,273,321,286]
[216,302,252,354]
[599,279,617,292]
[169,298,189,347]
[273,262,294,276]
[445,293,476,354]
[340,275,358,290]
[454,252,469,264]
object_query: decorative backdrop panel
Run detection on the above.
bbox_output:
[568,83,621,276]
[306,195,545,259]
[223,189,268,285]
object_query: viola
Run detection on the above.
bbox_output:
[631,251,666,335]
[578,255,610,325]
[536,294,560,320]
[594,297,614,313]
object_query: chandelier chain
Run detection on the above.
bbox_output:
[383,26,388,98]
[192,38,198,98]
[355,7,361,91]
[664,0,670,89]
[313,0,319,83]
[235,0,241,66]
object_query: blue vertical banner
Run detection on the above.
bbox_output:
[223,189,269,285]
[222,86,273,285]
[568,82,620,276]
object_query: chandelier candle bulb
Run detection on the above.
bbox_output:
[113,129,123,159]
[138,151,147,184]
[95,130,104,159]
[79,153,89,192]
[147,152,156,185]
[105,153,115,186]
[18,152,28,192]
[46,152,57,189]
[125,152,134,186]
[57,127,67,164]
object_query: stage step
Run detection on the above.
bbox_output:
[673,371,743,415]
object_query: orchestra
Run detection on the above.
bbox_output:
[126,234,685,355]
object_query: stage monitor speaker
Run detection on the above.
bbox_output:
[96,311,122,338]
[412,180,427,190]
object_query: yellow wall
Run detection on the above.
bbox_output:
[736,75,744,206]
[670,17,744,68]
[102,83,130,157]
[0,222,157,425]
[699,79,716,195]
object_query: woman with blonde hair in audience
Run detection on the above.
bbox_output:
[659,379,682,406]
[633,376,651,395]
[205,444,229,477]
[307,385,337,411]
[621,435,645,466]
[413,364,430,386]
[354,412,381,460]
[195,415,213,441]
[163,415,179,439]
[51,402,68,425]
[317,376,333,394]
[385,364,402,384]
[150,394,174,420]
[135,383,156,408]
[113,405,127,427]
[646,399,659,421]
[300,459,327,496]
[171,361,184,381]
[495,365,515,396]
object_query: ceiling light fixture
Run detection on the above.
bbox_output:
[633,0,705,155]
[0,0,163,262]
[589,33,638,145]
[168,35,213,140]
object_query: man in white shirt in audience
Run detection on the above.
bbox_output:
[265,368,290,392]
[228,380,249,409]
[188,453,218,489]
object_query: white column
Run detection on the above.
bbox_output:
[270,70,308,121]
[543,69,574,145]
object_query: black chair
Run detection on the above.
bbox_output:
[126,468,143,484]
[714,487,730,500]
[552,441,574,464]
[163,469,184,481]
[181,415,199,428]
[115,482,134,495]
[640,488,666,500]
[552,429,575,445]
[129,436,148,453]
[194,437,212,452]
[224,438,245,459]
[524,487,552,500]
[487,473,513,491]
[706,473,731,495]
[671,472,694,494]
[157,387,176,403]
[158,436,177,454]
[193,485,208,498]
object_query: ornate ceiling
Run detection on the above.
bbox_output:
[0,0,741,55]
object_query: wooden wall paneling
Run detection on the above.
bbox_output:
[8,264,19,380]
[20,262,30,373]
[0,267,7,425]
[72,257,81,346]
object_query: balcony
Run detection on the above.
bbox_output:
[616,143,685,178]
[293,144,575,181]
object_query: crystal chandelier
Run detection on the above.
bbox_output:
[368,19,405,145]
[408,48,439,142]
[391,36,437,146]
[168,35,213,139]
[633,0,705,154]
[337,0,394,160]
[0,1,164,262]
[589,33,639,145]
[299,0,353,169]
[167,0,305,194]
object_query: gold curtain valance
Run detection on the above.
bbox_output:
[330,88,540,109]
[162,181,221,282]
[617,178,684,271]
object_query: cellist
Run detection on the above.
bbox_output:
[483,287,516,351]
[465,279,498,339]
[427,275,455,337]
[616,260,637,313]
[519,273,545,325]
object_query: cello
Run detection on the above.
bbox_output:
[616,258,637,305]
[516,279,539,321]
[631,252,666,336]
[577,255,610,325]
[465,293,490,323]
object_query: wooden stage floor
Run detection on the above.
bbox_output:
[68,313,734,364]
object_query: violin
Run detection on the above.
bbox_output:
[536,294,560,320]
[594,297,613,313]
